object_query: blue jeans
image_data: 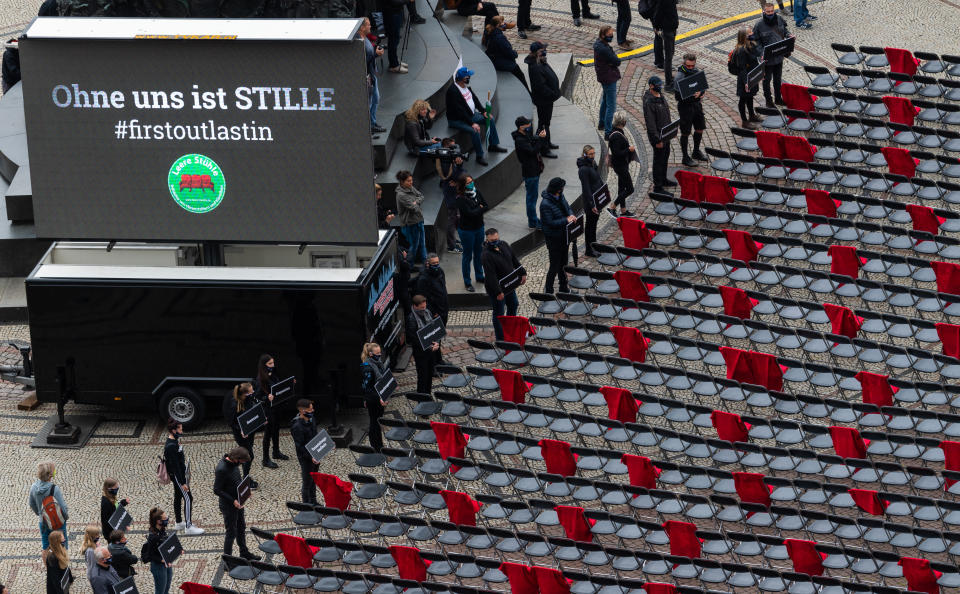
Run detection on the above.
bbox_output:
[401,222,426,264]
[369,75,380,127]
[458,227,485,285]
[524,177,540,227]
[793,0,808,24]
[40,522,68,550]
[449,112,500,158]
[151,561,173,594]
[599,82,618,135]
[491,291,520,340]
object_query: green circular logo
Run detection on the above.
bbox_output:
[167,153,226,213]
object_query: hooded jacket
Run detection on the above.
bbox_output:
[525,54,561,106]
[650,0,678,31]
[415,264,450,321]
[395,183,425,226]
[577,156,604,211]
[481,240,525,297]
[29,479,69,524]
[753,13,789,65]
[593,39,622,84]
[539,190,573,238]
[642,89,672,146]
[512,128,547,179]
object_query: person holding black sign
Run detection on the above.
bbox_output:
[415,253,450,325]
[163,419,204,536]
[253,354,289,470]
[144,508,175,593]
[540,177,576,294]
[223,382,258,488]
[406,296,440,394]
[730,28,764,129]
[291,399,320,504]
[45,530,70,594]
[455,175,490,292]
[607,112,636,218]
[642,76,675,195]
[107,530,138,579]
[754,2,790,107]
[360,343,389,451]
[88,547,120,594]
[214,447,259,560]
[99,478,129,541]
[674,53,709,167]
[480,229,526,340]
[577,145,604,258]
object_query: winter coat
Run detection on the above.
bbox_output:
[539,190,573,238]
[107,542,138,578]
[485,28,518,71]
[415,265,450,321]
[651,0,678,31]
[455,190,489,232]
[395,184,425,226]
[593,39,622,84]
[29,480,69,524]
[445,82,485,126]
[607,128,632,168]
[404,114,436,152]
[753,14,789,65]
[732,43,762,97]
[642,90,672,146]
[481,240,525,297]
[526,55,561,106]
[577,156,604,211]
[512,129,547,179]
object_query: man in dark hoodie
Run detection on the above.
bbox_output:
[642,76,676,195]
[577,145,604,258]
[526,42,562,153]
[480,228,526,340]
[539,177,576,294]
[754,2,791,107]
[512,116,549,230]
[674,52,709,167]
[593,26,622,138]
[651,0,679,90]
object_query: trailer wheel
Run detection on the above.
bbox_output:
[159,386,205,429]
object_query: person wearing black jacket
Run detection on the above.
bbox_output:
[539,177,576,294]
[1,40,19,94]
[99,478,129,540]
[593,27,621,138]
[375,184,394,229]
[484,18,528,90]
[360,343,388,451]
[643,76,675,195]
[674,52,709,167]
[577,146,604,258]
[435,139,465,253]
[403,99,441,155]
[290,399,320,504]
[511,116,548,230]
[45,530,70,594]
[214,447,257,559]
[454,175,489,292]
[651,0,679,89]
[754,2,791,107]
[396,248,412,316]
[252,353,289,470]
[222,382,258,486]
[378,0,407,74]
[606,112,636,217]
[731,28,763,129]
[107,530,138,579]
[163,419,204,535]
[525,42,561,153]
[406,295,440,394]
[415,253,450,323]
[143,508,175,593]
[480,228,526,340]
[446,67,506,167]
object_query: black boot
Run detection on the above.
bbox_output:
[680,134,696,167]
[262,458,278,469]
[273,451,290,460]
[691,132,707,161]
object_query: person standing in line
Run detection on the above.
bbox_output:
[290,399,320,504]
[81,525,101,582]
[253,353,289,470]
[445,67,507,167]
[525,42,561,157]
[792,0,813,28]
[512,116,549,231]
[107,530,138,580]
[731,27,763,129]
[484,16,529,90]
[435,139,465,255]
[577,145,603,258]
[359,17,385,135]
[143,508,175,594]
[643,76,676,194]
[164,419,204,535]
[415,252,450,325]
[360,343,388,451]
[754,2,791,107]
[539,177,576,294]
[570,0,599,27]
[480,228,527,340]
[99,478,129,540]
[396,248,413,317]
[45,530,70,594]
[674,52,709,167]
[613,0,632,48]
[214,447,259,560]
[405,0,427,24]
[223,382,258,489]
[29,460,68,551]
[395,170,428,267]
[88,547,120,594]
[406,295,440,394]
[455,175,489,292]
[651,0,678,90]
[593,26,622,139]
[515,0,541,38]
[757,0,788,14]
[606,112,636,217]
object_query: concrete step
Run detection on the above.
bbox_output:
[0,276,27,322]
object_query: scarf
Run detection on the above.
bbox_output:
[412,307,433,329]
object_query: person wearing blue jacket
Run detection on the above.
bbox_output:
[29,461,69,550]
[539,177,576,294]
[484,17,528,90]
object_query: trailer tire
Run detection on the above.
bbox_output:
[159,386,205,429]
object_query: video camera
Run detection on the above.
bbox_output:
[423,144,469,163]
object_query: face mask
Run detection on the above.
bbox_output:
[371,354,381,360]
[266,365,275,373]
[539,50,547,57]
[108,488,119,495]
[604,35,613,42]
[461,77,470,85]
[763,12,776,21]
[653,85,663,93]
[305,412,315,420]
[94,537,100,543]
[487,239,500,248]
[466,182,475,191]
[160,519,169,528]
[103,558,112,565]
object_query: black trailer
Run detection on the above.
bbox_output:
[24,232,402,427]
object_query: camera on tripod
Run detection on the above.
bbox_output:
[424,143,469,163]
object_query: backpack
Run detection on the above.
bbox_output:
[727,50,740,76]
[141,539,152,563]
[636,0,655,19]
[156,456,171,486]
[40,484,65,531]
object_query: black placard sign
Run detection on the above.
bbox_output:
[747,61,765,90]
[374,371,397,400]
[763,36,795,62]
[159,533,183,564]
[111,576,139,594]
[108,504,132,532]
[270,375,296,406]
[237,402,267,434]
[677,69,709,100]
[306,428,335,461]
[659,119,680,142]
[566,213,585,244]
[61,568,73,592]
[415,316,446,350]
[499,266,524,294]
[593,184,611,210]
[238,474,252,505]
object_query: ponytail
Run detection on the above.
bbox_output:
[234,382,253,413]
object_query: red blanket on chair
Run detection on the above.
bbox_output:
[389,545,431,582]
[644,584,678,594]
[882,146,919,178]
[310,473,353,511]
[899,557,942,594]
[702,175,737,205]
[622,454,660,488]
[555,505,596,542]
[711,410,750,443]
[733,472,772,507]
[828,245,865,279]
[663,520,702,558]
[614,270,652,302]
[936,323,960,358]
[610,325,650,363]
[534,566,573,594]
[618,217,656,250]
[849,488,889,515]
[906,204,945,235]
[500,562,539,594]
[275,533,320,569]
[719,286,757,319]
[882,95,920,125]
[755,130,785,159]
[823,303,864,338]
[601,385,639,423]
[804,188,840,218]
[180,584,216,594]
[720,346,754,384]
[781,83,816,113]
[785,539,826,576]
[431,422,467,471]
[492,368,530,403]
[749,350,784,391]
[724,229,763,262]
[676,170,704,202]
[855,370,897,407]
[829,426,869,459]
[932,261,960,295]
[539,438,577,476]
[440,490,482,526]
[498,315,536,346]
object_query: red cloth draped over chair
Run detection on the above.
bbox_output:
[500,562,539,594]
[492,368,530,403]
[882,146,919,178]
[785,539,826,576]
[721,346,754,384]
[601,385,639,423]
[534,566,573,594]
[180,584,216,594]
[610,325,650,362]
[783,135,816,163]
[555,505,596,542]
[849,488,889,515]
[440,490,482,526]
[823,303,864,338]
[644,584,678,594]
[781,83,816,113]
[539,438,577,476]
[622,454,660,488]
[702,175,736,205]
[614,270,652,303]
[431,422,467,472]
[804,189,840,218]
[663,520,702,558]
[733,472,772,507]
[724,229,763,262]
[389,545,431,582]
[675,169,704,202]
[899,557,942,594]
[310,473,353,511]
[936,323,960,358]
[943,440,960,488]
[719,286,757,319]
[830,426,869,458]
[884,47,920,76]
[275,533,321,569]
[828,245,865,278]
[749,350,784,391]
[498,315,536,346]
[906,204,945,235]
[755,130,785,159]
[618,217,656,250]
[711,410,750,442]
[932,261,960,294]
[882,95,920,125]
[855,371,898,406]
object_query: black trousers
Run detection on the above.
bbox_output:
[614,0,631,43]
[221,505,249,555]
[544,234,569,293]
[412,349,435,394]
[570,0,590,19]
[261,413,281,461]
[231,428,255,477]
[653,29,676,83]
[517,0,531,29]
[651,142,671,188]
[536,101,554,143]
[585,208,599,253]
[502,63,529,91]
[298,458,319,504]
[172,477,192,525]
[763,62,784,103]
[458,1,498,25]
[367,400,384,451]
[613,162,633,208]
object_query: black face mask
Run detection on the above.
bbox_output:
[763,12,776,22]
[487,239,500,248]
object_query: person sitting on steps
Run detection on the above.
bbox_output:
[445,66,507,167]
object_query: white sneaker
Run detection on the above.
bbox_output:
[172,522,187,530]
[184,525,205,536]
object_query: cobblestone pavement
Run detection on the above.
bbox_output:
[2,0,960,589]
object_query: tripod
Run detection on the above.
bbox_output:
[432,0,460,59]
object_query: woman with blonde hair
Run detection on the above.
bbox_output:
[99,477,129,540]
[359,342,389,451]
[222,382,257,488]
[45,529,71,594]
[80,524,101,582]
[403,99,440,155]
[28,460,69,550]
